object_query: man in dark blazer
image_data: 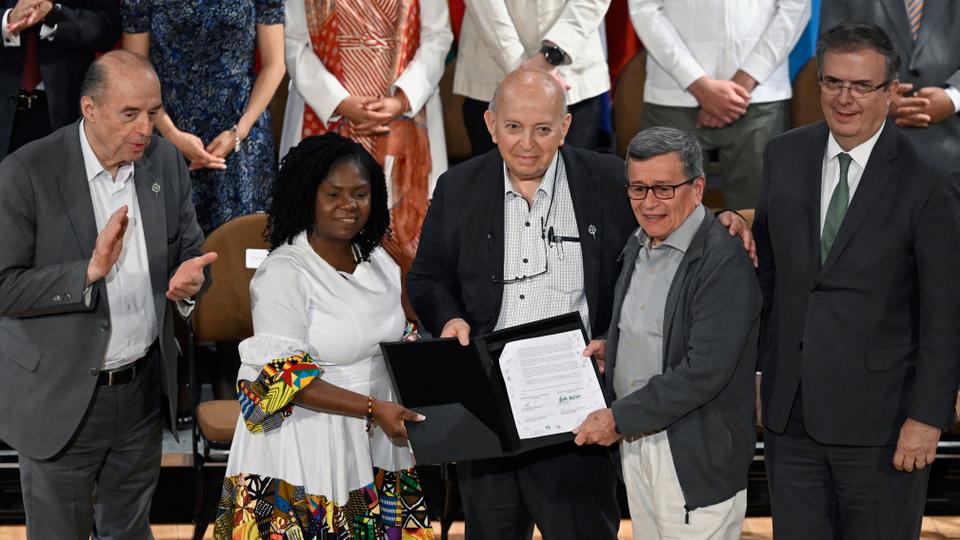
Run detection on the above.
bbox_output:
[408,68,632,540]
[1,0,120,158]
[821,1,960,168]
[0,51,213,538]
[753,22,960,539]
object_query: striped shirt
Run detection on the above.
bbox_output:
[494,154,590,335]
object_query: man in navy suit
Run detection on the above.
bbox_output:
[754,22,960,539]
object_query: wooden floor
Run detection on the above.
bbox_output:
[1,518,959,539]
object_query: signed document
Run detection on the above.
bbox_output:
[498,329,607,439]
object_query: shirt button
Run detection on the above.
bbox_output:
[519,295,525,300]
[522,258,529,263]
[525,222,530,227]
[89,368,99,377]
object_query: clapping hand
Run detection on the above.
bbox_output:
[7,0,51,34]
[86,206,129,286]
[166,252,217,301]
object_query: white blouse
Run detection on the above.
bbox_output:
[224,232,412,504]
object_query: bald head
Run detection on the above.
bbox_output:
[489,69,568,117]
[80,50,158,104]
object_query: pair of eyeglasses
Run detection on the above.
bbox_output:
[625,177,697,201]
[818,78,889,98]
[487,217,551,284]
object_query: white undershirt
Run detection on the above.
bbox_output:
[79,120,158,369]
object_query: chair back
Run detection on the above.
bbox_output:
[192,213,270,343]
[613,51,647,158]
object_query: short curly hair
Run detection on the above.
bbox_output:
[265,133,390,260]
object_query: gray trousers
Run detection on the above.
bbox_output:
[641,101,789,210]
[19,353,163,540]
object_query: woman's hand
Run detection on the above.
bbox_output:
[372,399,424,440]
[335,95,392,136]
[205,129,240,159]
[170,129,227,171]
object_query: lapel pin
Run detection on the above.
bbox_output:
[588,224,597,239]
[152,182,161,198]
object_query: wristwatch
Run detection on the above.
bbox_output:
[539,44,566,67]
[44,3,63,27]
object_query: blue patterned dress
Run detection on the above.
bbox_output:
[122,0,283,233]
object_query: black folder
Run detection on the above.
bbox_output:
[380,312,606,465]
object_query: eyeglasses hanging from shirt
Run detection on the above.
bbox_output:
[487,154,580,284]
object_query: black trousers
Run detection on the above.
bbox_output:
[765,391,929,540]
[463,93,606,157]
[457,442,620,540]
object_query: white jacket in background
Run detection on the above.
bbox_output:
[454,0,612,105]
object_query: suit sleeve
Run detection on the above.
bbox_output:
[818,0,850,36]
[49,0,121,52]
[908,170,960,429]
[0,155,94,318]
[406,176,464,336]
[754,145,776,372]
[611,246,762,436]
[170,145,210,309]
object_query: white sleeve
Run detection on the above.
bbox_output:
[629,0,705,90]
[944,86,960,114]
[392,0,453,115]
[238,257,312,373]
[541,0,611,65]
[463,0,526,73]
[284,0,350,124]
[738,0,811,85]
[2,9,20,47]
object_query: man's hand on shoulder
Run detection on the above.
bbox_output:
[893,417,941,472]
[86,206,128,287]
[166,252,217,302]
[441,318,471,346]
[717,210,758,267]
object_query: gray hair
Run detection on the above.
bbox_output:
[80,50,157,103]
[625,127,704,179]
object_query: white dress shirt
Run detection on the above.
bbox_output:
[819,122,885,233]
[79,120,158,370]
[629,0,810,106]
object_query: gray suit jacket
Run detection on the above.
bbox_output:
[606,211,761,510]
[0,122,205,459]
[821,0,960,168]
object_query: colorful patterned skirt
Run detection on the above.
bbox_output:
[214,467,433,539]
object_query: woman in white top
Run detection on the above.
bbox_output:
[214,133,432,539]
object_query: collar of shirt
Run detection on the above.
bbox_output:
[824,120,885,172]
[636,204,706,253]
[502,151,560,199]
[79,119,136,186]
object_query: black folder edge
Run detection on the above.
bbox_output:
[380,312,609,465]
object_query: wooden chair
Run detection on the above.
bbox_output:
[189,213,269,540]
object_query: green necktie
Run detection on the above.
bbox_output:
[821,152,852,264]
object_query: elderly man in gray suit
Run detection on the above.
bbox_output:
[573,127,760,539]
[0,50,213,538]
[822,1,960,167]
